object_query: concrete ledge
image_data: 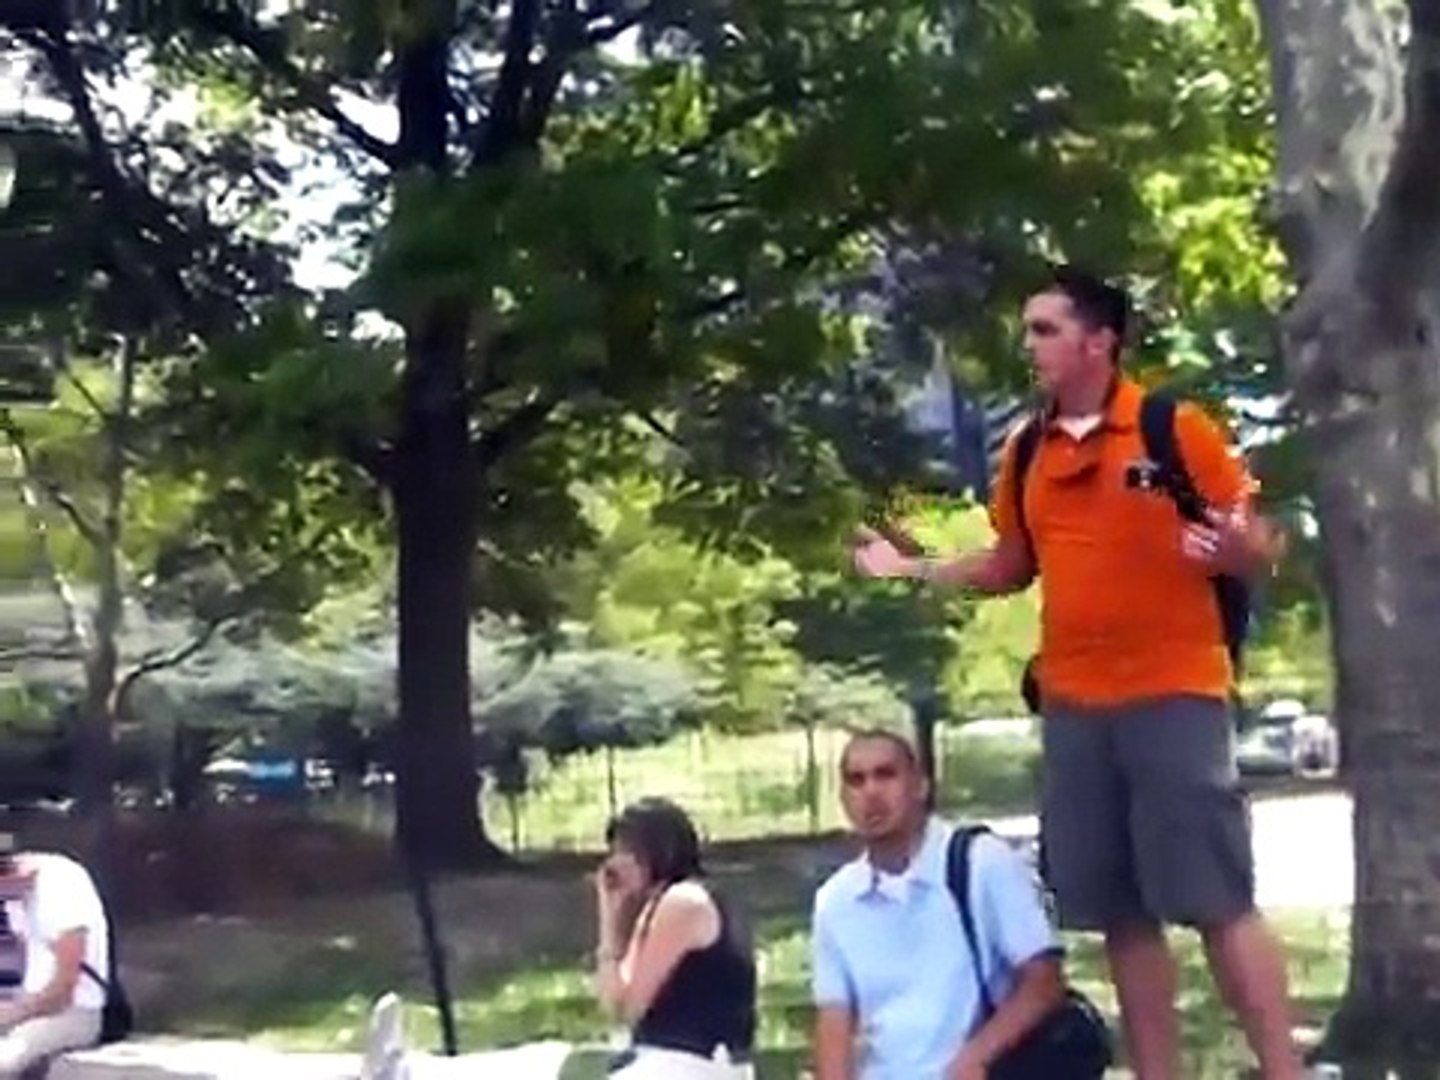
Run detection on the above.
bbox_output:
[47,1040,357,1080]
[46,1038,574,1080]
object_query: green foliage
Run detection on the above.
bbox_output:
[789,664,910,733]
[558,480,805,732]
[104,0,1301,581]
[2,0,1334,829]
[1242,601,1333,709]
[478,649,703,760]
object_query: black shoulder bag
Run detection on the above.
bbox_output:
[946,825,1111,1080]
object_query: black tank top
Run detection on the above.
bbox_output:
[631,884,756,1059]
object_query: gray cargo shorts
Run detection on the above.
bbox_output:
[1039,694,1256,931]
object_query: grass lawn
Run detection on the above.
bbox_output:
[144,725,1348,1076]
[218,907,1348,1079]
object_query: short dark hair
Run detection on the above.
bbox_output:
[605,797,703,884]
[839,728,920,774]
[1043,264,1130,343]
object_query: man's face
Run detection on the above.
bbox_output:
[839,737,927,843]
[1021,291,1114,397]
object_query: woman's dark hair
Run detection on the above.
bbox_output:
[605,797,704,885]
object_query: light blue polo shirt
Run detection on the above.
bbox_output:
[811,818,1059,1080]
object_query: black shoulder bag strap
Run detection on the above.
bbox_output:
[1009,417,1046,559]
[945,824,997,1020]
[79,894,117,992]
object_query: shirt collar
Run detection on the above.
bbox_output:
[1042,374,1140,434]
[855,817,948,900]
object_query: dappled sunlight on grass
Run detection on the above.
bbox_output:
[211,906,1347,1079]
[142,805,1345,1080]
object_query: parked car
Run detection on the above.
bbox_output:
[1237,699,1338,778]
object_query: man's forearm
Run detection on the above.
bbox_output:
[1238,512,1286,578]
[958,960,1065,1071]
[813,1009,856,1080]
[813,1044,853,1080]
[919,548,1032,595]
[11,977,75,1024]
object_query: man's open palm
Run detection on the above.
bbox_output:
[852,527,911,578]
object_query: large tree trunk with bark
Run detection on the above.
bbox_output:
[390,9,503,870]
[393,310,502,869]
[1257,0,1440,1061]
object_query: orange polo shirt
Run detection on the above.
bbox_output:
[989,378,1251,708]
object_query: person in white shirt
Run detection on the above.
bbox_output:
[0,834,107,1077]
[811,730,1069,1080]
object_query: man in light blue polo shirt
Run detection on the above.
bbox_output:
[811,729,1065,1080]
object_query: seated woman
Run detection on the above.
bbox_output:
[592,797,757,1079]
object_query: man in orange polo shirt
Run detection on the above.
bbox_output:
[853,266,1301,1080]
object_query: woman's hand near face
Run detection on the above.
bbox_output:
[594,850,650,948]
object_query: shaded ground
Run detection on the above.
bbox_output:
[3,785,1353,1077]
[0,804,844,1033]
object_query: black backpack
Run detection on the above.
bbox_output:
[79,894,134,1044]
[1010,391,1253,713]
[946,825,1112,1079]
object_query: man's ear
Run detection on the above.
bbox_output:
[1089,327,1118,362]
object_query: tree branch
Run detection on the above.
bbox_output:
[189,6,399,168]
[668,82,811,169]
[474,394,560,466]
[0,410,104,547]
[0,643,85,664]
[26,24,196,328]
[517,0,584,146]
[113,617,229,722]
[684,207,879,321]
[476,0,646,165]
[638,411,684,447]
[478,0,545,164]
[58,358,109,424]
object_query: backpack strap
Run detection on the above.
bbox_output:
[1138,392,1206,524]
[1138,391,1251,669]
[1008,416,1045,557]
[945,825,997,1020]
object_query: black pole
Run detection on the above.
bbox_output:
[403,851,458,1056]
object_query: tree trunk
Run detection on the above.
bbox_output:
[76,335,136,891]
[1257,0,1440,1060]
[393,311,502,869]
[388,3,503,870]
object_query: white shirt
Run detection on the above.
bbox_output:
[812,819,1060,1079]
[5,854,107,1010]
[1055,414,1103,440]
